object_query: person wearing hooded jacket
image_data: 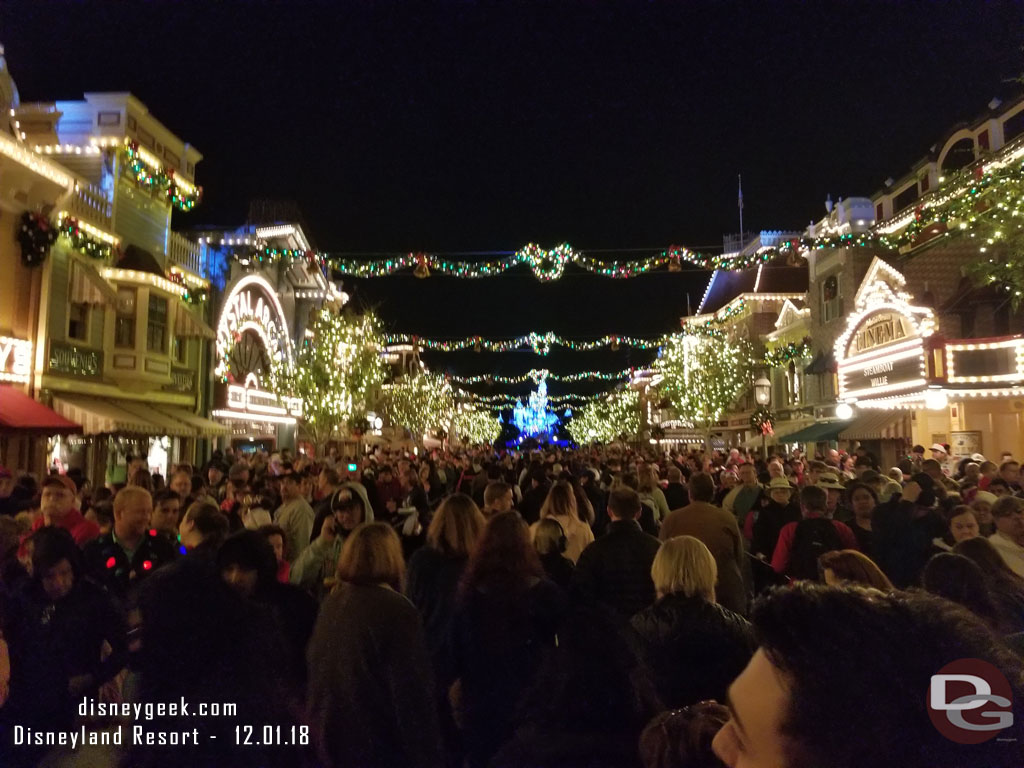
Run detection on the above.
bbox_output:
[290,483,372,600]
[217,530,318,694]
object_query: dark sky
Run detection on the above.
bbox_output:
[4,0,1022,395]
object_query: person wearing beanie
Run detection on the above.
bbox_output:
[873,473,946,588]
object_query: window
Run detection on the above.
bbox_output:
[173,336,186,363]
[115,288,136,348]
[786,361,801,406]
[68,303,89,341]
[822,274,842,323]
[147,295,168,353]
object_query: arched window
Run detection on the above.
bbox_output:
[941,137,975,173]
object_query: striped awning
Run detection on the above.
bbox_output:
[154,405,229,437]
[174,305,215,339]
[839,411,912,441]
[69,259,117,306]
[52,395,194,437]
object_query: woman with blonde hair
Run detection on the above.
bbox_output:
[638,465,671,524]
[631,536,755,709]
[307,522,442,767]
[531,480,594,563]
[406,494,486,679]
[818,549,894,591]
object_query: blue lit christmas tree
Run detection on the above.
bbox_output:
[512,375,560,442]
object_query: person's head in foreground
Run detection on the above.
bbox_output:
[711,583,1024,768]
[641,701,730,768]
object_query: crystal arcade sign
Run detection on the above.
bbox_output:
[213,275,302,424]
[836,258,936,406]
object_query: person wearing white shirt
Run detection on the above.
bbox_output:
[988,495,1024,577]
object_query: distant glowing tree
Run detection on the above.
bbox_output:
[383,372,455,442]
[654,331,752,448]
[568,389,640,445]
[283,308,387,451]
[451,406,501,446]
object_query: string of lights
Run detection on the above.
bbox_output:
[448,367,633,385]
[385,331,665,355]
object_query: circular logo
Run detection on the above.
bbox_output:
[928,658,1015,744]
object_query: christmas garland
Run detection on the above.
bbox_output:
[763,337,812,367]
[123,141,202,212]
[448,366,632,385]
[386,330,666,355]
[59,217,117,261]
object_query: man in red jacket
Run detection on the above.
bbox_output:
[30,475,100,546]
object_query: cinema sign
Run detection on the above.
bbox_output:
[836,258,937,405]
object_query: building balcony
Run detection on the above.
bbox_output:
[65,180,113,232]
[168,231,203,279]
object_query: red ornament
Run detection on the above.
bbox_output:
[142,560,153,571]
[106,556,117,569]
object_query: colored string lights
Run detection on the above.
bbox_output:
[448,367,633,385]
[385,331,665,355]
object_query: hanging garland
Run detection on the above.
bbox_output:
[123,141,202,212]
[448,366,633,385]
[17,211,58,267]
[763,337,812,367]
[59,216,117,261]
[386,330,665,355]
[166,271,210,305]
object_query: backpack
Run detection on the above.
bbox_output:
[787,517,843,581]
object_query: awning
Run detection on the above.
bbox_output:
[839,411,912,441]
[52,395,194,437]
[153,405,230,437]
[69,258,117,306]
[783,419,853,444]
[0,386,82,434]
[174,305,215,339]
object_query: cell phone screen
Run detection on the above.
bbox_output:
[347,463,358,472]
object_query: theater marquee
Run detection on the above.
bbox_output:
[835,258,936,406]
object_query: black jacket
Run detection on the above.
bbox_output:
[663,482,689,511]
[3,578,126,729]
[539,552,576,591]
[406,546,468,666]
[448,578,566,768]
[873,497,946,588]
[307,583,442,768]
[573,520,661,619]
[751,500,801,559]
[631,592,756,709]
[82,529,178,600]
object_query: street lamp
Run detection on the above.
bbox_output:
[754,377,771,406]
[753,376,771,459]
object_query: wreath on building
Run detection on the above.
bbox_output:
[750,405,775,436]
[18,211,58,267]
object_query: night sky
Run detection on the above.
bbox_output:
[4,1,1023,395]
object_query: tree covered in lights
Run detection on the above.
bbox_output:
[382,372,456,442]
[451,406,501,446]
[282,308,388,451]
[567,388,640,445]
[655,331,753,448]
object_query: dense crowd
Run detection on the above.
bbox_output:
[1,439,1023,768]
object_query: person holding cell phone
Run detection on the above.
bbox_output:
[290,484,373,600]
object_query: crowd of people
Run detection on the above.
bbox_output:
[0,438,1023,767]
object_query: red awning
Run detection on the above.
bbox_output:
[0,386,83,434]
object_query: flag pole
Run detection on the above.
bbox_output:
[738,174,744,241]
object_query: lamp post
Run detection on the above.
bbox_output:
[754,376,772,460]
